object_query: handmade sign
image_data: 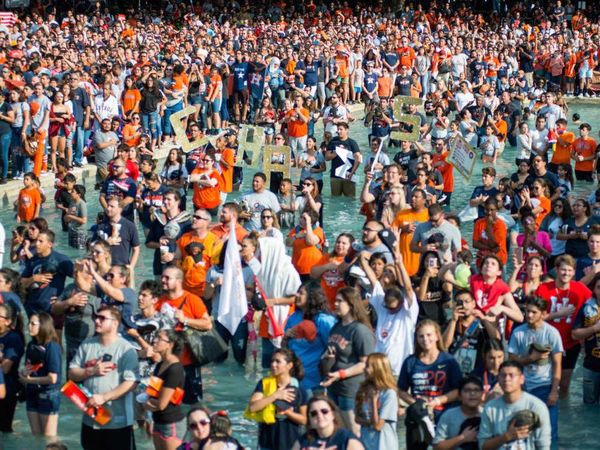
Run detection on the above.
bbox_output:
[448,134,477,180]
[391,95,423,142]
[238,124,266,168]
[263,144,291,186]
[170,106,211,152]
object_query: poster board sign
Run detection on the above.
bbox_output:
[170,106,211,152]
[238,125,265,168]
[448,135,477,181]
[391,95,423,142]
[263,145,291,186]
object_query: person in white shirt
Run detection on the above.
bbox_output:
[93,83,120,129]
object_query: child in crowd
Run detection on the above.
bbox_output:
[15,172,42,223]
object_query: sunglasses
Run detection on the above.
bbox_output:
[309,408,331,418]
[193,215,209,221]
[93,314,115,323]
[262,215,273,219]
[189,419,210,430]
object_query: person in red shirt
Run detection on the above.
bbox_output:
[156,266,212,404]
[536,254,591,398]
[470,255,524,333]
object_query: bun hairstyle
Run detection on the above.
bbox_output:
[272,348,305,381]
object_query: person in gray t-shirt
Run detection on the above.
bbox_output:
[240,172,281,231]
[411,204,461,264]
[92,118,119,179]
[68,305,139,447]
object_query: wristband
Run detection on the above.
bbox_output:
[338,369,347,380]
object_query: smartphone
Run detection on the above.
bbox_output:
[102,354,113,362]
[514,247,524,264]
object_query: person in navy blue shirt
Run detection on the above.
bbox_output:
[0,302,25,432]
[469,167,500,219]
[99,158,137,222]
[363,63,379,102]
[21,230,73,318]
[20,311,62,437]
[297,54,320,98]
[231,51,250,123]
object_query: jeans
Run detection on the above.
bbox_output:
[12,127,31,174]
[583,366,600,404]
[163,101,183,136]
[141,111,159,139]
[529,384,558,442]
[74,124,90,165]
[0,132,11,178]
[421,72,431,98]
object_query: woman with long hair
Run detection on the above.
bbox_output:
[9,88,31,179]
[247,348,307,450]
[20,312,61,438]
[285,281,336,393]
[291,395,364,450]
[558,198,596,259]
[310,232,354,310]
[259,208,284,241]
[519,178,552,229]
[355,353,398,450]
[160,148,188,210]
[295,177,323,224]
[143,329,186,450]
[398,320,461,449]
[286,210,325,282]
[540,198,572,267]
[381,186,407,228]
[48,90,73,172]
[177,405,211,450]
[472,339,505,403]
[0,303,25,432]
[140,76,166,150]
[321,287,375,435]
[121,76,141,122]
[509,255,551,314]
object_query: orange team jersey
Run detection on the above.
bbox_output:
[122,123,141,147]
[155,291,208,366]
[377,77,393,97]
[398,46,416,69]
[315,253,347,310]
[18,187,41,223]
[473,217,508,265]
[191,168,222,210]
[288,226,325,275]
[485,56,499,78]
[219,148,235,193]
[534,195,551,229]
[494,119,508,142]
[121,89,141,114]
[392,208,429,276]
[286,107,309,138]
[432,151,454,193]
[209,74,223,99]
[572,137,597,172]
[564,54,577,78]
[177,231,220,265]
[181,255,209,298]
[336,56,349,79]
[552,130,575,164]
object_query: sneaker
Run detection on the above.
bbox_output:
[81,157,88,165]
[14,173,24,180]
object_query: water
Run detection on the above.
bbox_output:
[2,102,600,450]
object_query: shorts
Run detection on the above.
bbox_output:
[26,388,61,415]
[579,68,593,79]
[575,170,594,182]
[562,343,581,370]
[330,177,356,197]
[81,423,136,450]
[338,76,349,84]
[232,88,249,104]
[327,391,356,411]
[354,86,363,93]
[210,98,222,113]
[153,418,187,442]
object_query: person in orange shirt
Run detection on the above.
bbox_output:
[526,179,552,230]
[284,94,309,155]
[121,113,142,147]
[180,242,209,298]
[571,122,597,182]
[309,233,353,310]
[392,189,429,276]
[432,138,454,206]
[286,210,324,282]
[156,266,211,404]
[335,48,350,103]
[563,49,577,96]
[120,76,141,121]
[377,68,393,98]
[472,198,507,267]
[549,118,575,172]
[397,36,416,70]
[16,172,42,223]
[214,136,235,202]
[189,153,222,216]
[210,202,249,243]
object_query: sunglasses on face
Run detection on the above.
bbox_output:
[189,419,210,430]
[93,314,114,323]
[309,408,331,418]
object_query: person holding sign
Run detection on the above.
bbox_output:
[325,122,361,197]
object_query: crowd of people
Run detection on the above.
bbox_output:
[2,1,600,450]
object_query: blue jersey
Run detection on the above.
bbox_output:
[364,72,378,93]
[303,61,320,86]
[232,62,249,91]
